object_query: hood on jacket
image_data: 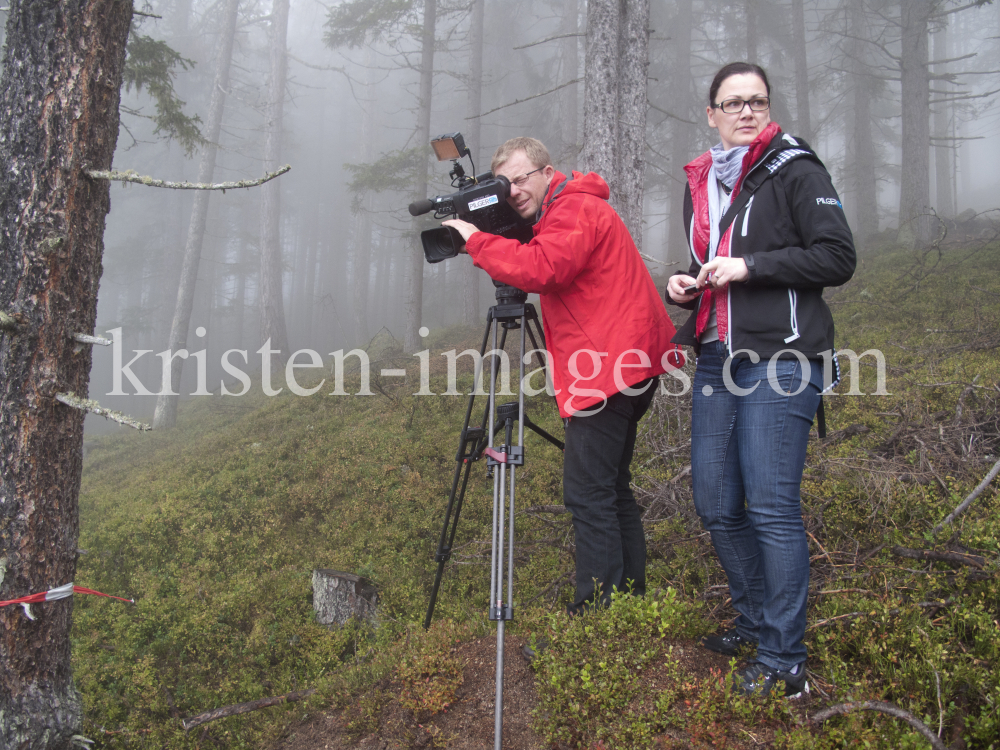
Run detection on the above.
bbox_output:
[538,170,610,222]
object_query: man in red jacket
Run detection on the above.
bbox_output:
[444,137,681,616]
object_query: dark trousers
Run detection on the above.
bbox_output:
[562,379,656,613]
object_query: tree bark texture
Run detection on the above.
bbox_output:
[404,0,435,353]
[0,0,132,746]
[462,0,484,324]
[847,0,879,246]
[897,0,933,248]
[581,0,650,251]
[667,0,694,266]
[791,0,812,142]
[153,0,241,429]
[260,0,292,357]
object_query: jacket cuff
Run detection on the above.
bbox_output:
[743,253,757,281]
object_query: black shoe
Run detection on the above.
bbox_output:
[732,661,809,699]
[701,627,758,656]
[521,637,548,664]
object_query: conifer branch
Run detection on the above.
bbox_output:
[55,392,151,431]
[86,165,291,191]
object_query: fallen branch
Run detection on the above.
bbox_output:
[86,164,290,191]
[181,688,317,731]
[933,455,1000,534]
[525,505,569,515]
[55,392,151,431]
[891,545,986,570]
[810,700,947,750]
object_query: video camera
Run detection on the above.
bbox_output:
[408,133,534,263]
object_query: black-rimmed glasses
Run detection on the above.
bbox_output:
[712,97,770,115]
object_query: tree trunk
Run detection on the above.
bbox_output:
[932,19,954,217]
[153,0,241,428]
[897,0,932,248]
[791,0,812,142]
[745,0,758,62]
[259,0,292,357]
[847,0,878,247]
[0,0,132,746]
[404,0,436,353]
[667,0,694,266]
[616,0,650,250]
[582,0,650,250]
[581,0,619,181]
[462,0,484,324]
[560,0,580,169]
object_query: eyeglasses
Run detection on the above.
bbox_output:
[712,97,770,115]
[510,167,544,188]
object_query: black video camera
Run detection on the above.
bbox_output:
[408,133,534,263]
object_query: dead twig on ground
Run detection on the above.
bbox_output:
[810,700,947,750]
[933,455,1000,534]
[181,688,316,731]
[891,546,986,570]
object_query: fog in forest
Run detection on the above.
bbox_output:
[83,0,1000,434]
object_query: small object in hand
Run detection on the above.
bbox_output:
[683,283,702,295]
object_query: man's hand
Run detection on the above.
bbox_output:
[696,257,748,289]
[442,219,480,253]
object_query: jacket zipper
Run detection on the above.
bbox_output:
[784,289,801,343]
[741,195,755,236]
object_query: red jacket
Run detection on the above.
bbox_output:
[466,170,683,417]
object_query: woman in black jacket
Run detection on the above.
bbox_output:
[666,62,856,698]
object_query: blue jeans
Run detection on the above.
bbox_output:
[691,341,821,670]
[563,380,656,613]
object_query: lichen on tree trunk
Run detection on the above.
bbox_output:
[0,0,133,746]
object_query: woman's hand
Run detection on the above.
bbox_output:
[696,257,748,289]
[441,219,480,252]
[667,274,702,303]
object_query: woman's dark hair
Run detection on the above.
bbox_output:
[709,62,770,106]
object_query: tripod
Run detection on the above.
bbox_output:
[424,282,564,750]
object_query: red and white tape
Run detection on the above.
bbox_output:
[0,582,133,620]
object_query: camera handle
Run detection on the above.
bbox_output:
[423,287,562,750]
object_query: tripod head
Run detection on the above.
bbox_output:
[492,279,528,312]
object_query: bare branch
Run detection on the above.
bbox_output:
[513,32,584,50]
[86,165,291,191]
[181,689,317,731]
[471,79,581,119]
[55,392,151,431]
[73,333,111,346]
[933,455,1000,534]
[810,701,948,750]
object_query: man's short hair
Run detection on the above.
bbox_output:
[491,137,552,175]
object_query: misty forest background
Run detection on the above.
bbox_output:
[26,0,1000,431]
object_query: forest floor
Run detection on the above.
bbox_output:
[74,236,1000,749]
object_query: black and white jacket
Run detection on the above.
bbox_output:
[668,129,857,360]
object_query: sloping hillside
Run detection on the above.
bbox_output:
[74,242,1000,749]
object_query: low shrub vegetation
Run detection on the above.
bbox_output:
[73,241,1000,748]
